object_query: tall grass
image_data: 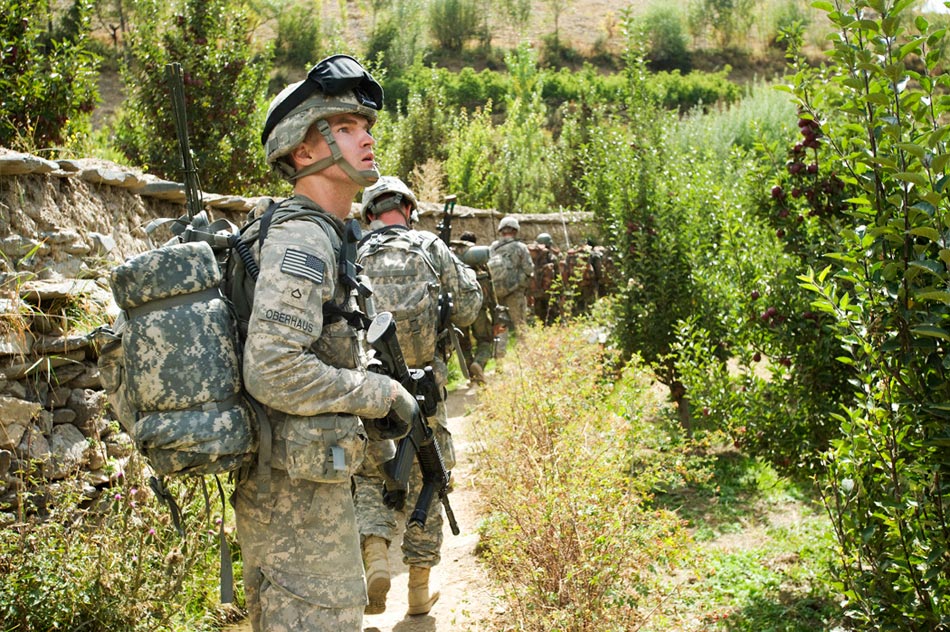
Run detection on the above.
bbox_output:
[472,320,694,630]
[0,455,242,631]
[473,316,841,630]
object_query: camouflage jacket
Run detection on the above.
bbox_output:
[242,195,394,423]
[359,222,482,373]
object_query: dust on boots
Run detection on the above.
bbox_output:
[407,566,440,616]
[363,536,390,615]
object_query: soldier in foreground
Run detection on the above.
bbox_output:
[231,55,420,631]
[355,176,481,616]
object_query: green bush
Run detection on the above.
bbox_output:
[652,67,742,113]
[0,0,100,154]
[428,0,480,52]
[273,1,323,69]
[0,459,241,631]
[787,2,950,626]
[641,3,690,71]
[114,0,274,196]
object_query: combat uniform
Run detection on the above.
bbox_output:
[355,218,481,594]
[233,196,397,631]
[488,235,534,334]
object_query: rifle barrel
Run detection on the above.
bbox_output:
[166,62,203,220]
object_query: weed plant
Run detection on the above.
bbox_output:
[472,319,693,630]
[474,316,842,630]
[0,455,243,631]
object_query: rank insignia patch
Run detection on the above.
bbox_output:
[281,249,325,284]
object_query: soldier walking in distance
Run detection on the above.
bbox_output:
[354,176,481,616]
[487,216,534,347]
[232,55,420,632]
[450,231,495,382]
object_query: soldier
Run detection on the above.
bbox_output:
[232,55,420,632]
[527,232,561,325]
[451,231,495,382]
[355,176,482,616]
[487,216,534,345]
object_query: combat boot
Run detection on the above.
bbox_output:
[468,361,485,384]
[362,536,390,615]
[407,565,440,615]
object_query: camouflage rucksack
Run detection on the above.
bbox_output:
[99,200,343,479]
[101,214,259,477]
[357,227,443,367]
[487,239,522,300]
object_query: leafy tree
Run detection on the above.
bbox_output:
[114,0,273,195]
[491,44,556,214]
[0,0,100,153]
[788,1,950,626]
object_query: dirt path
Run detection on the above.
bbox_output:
[224,383,501,631]
[363,383,500,631]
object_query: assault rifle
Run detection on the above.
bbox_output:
[436,194,457,245]
[366,312,460,535]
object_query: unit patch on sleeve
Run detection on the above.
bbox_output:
[280,248,326,284]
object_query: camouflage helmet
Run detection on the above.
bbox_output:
[536,232,553,246]
[262,54,383,186]
[498,216,520,233]
[360,176,419,224]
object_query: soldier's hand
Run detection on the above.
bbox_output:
[385,381,419,438]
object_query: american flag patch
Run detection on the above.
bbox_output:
[280,249,325,284]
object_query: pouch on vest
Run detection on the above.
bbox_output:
[109,240,257,476]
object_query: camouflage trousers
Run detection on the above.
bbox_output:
[499,290,528,334]
[353,405,456,567]
[234,468,367,631]
[353,439,397,543]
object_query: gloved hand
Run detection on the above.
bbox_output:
[364,381,416,441]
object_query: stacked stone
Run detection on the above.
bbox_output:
[0,273,131,525]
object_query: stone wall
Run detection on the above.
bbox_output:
[0,148,598,522]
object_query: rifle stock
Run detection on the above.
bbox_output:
[366,312,460,535]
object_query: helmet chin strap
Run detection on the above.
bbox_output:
[289,119,379,187]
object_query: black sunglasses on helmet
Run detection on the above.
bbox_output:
[261,54,384,146]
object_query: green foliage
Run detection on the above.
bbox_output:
[492,45,557,214]
[474,321,692,630]
[363,0,427,71]
[273,1,323,68]
[444,104,499,208]
[371,64,454,188]
[114,0,274,195]
[640,3,691,71]
[651,67,742,113]
[672,80,798,153]
[786,1,950,626]
[428,0,480,52]
[0,0,100,154]
[687,0,757,50]
[0,459,241,631]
